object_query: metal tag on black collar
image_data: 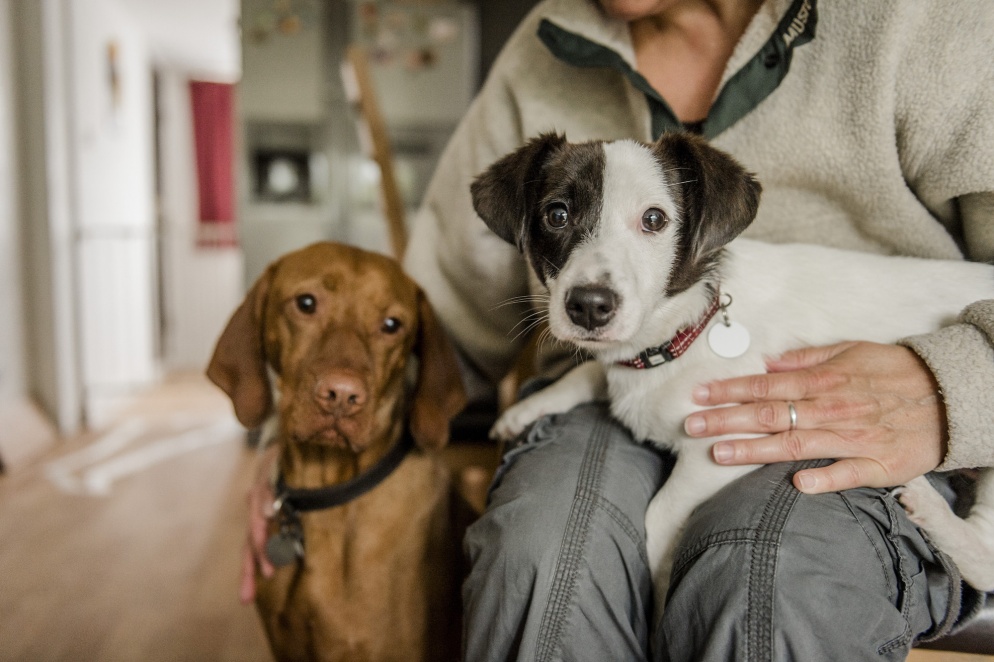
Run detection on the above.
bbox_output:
[265,518,304,567]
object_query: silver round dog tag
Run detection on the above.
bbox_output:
[265,530,304,567]
[707,321,751,359]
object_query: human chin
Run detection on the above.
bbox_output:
[597,0,676,21]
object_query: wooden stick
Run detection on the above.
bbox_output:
[343,45,408,260]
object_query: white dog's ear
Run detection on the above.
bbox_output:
[471,132,567,250]
[652,132,762,292]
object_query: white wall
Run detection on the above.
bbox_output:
[70,0,243,420]
[12,0,84,438]
[125,0,240,78]
[0,0,23,402]
[67,0,159,426]
[158,71,243,372]
[2,0,242,447]
[1,0,62,462]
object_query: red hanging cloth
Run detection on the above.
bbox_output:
[190,80,237,247]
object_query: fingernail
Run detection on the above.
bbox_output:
[685,415,706,435]
[692,385,709,403]
[712,442,733,463]
[796,472,817,491]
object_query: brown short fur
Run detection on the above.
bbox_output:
[208,242,467,662]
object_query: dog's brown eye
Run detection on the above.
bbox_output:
[545,204,569,229]
[295,294,317,314]
[641,208,668,233]
[381,317,402,334]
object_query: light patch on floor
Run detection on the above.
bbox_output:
[45,413,242,496]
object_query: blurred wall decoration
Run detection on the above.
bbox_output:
[190,80,237,247]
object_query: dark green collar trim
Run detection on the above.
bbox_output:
[708,0,816,137]
[538,0,817,140]
[537,18,682,137]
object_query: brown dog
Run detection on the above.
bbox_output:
[207,242,467,662]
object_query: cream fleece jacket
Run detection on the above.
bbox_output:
[403,0,994,470]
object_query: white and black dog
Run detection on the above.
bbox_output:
[470,131,994,613]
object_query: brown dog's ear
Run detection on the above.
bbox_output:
[653,132,762,293]
[471,132,567,250]
[409,290,467,451]
[206,267,275,428]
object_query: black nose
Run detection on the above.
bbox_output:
[565,285,618,330]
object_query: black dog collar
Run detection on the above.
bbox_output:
[274,433,415,513]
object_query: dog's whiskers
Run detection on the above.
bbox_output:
[507,309,548,336]
[510,315,549,343]
[492,294,551,311]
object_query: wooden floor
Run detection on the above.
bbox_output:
[0,374,987,662]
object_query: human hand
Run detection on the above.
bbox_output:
[683,341,947,494]
[240,444,279,605]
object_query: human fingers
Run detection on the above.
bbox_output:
[792,457,892,494]
[692,364,845,407]
[695,342,861,407]
[239,541,258,604]
[765,341,857,373]
[246,485,275,579]
[685,396,870,438]
[707,432,910,494]
[709,427,864,466]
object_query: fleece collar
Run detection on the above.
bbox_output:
[537,0,817,139]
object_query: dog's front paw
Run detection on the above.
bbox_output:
[894,475,994,591]
[894,476,953,529]
[489,399,546,442]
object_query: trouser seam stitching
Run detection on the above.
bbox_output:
[596,497,650,568]
[877,494,913,654]
[839,491,894,601]
[535,417,609,662]
[671,529,770,584]
[745,460,813,662]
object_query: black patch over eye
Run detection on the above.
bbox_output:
[381,317,402,334]
[545,203,569,229]
[295,294,317,314]
[641,208,668,233]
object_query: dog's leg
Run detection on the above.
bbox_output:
[489,360,607,441]
[645,444,758,620]
[895,470,994,591]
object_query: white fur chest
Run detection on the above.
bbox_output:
[604,342,767,452]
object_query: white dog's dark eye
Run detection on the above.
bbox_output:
[295,294,317,314]
[381,317,402,334]
[641,208,668,233]
[545,204,569,229]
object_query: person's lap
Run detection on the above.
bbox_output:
[463,403,975,662]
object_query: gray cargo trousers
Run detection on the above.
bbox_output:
[463,403,983,661]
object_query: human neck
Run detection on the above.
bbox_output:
[640,0,762,38]
[629,0,764,122]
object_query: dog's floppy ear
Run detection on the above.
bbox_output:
[654,131,761,263]
[206,266,275,428]
[471,132,566,250]
[409,290,467,451]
